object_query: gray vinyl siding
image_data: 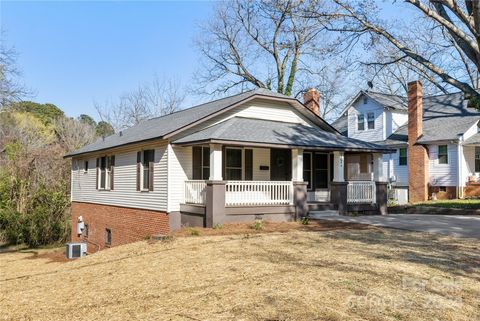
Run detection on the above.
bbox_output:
[71,142,168,211]
[428,144,458,186]
[167,145,192,212]
[347,97,385,142]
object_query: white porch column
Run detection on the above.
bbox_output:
[291,148,304,181]
[373,153,385,182]
[209,144,223,180]
[333,151,345,182]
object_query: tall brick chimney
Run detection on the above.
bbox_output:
[304,88,320,116]
[408,80,429,203]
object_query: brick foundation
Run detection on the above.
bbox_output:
[464,182,480,197]
[71,202,169,252]
[428,186,457,200]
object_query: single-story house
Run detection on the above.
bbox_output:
[65,88,390,250]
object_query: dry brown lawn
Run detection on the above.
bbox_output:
[0,221,479,321]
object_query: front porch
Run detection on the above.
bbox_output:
[178,144,388,227]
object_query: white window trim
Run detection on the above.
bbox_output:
[97,156,112,191]
[139,150,154,192]
[437,145,449,165]
[367,112,375,130]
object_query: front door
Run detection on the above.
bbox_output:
[270,149,291,181]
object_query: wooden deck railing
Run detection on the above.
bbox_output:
[347,181,376,204]
[184,180,207,205]
[225,181,293,206]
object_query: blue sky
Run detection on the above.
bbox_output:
[1,1,216,119]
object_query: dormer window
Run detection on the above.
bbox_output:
[367,112,375,129]
[357,114,365,131]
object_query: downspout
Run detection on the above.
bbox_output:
[457,135,463,199]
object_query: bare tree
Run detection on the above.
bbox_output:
[196,0,335,96]
[0,35,31,107]
[95,75,186,132]
[309,0,480,101]
[54,117,97,152]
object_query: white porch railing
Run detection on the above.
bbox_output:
[184,180,207,205]
[347,181,376,204]
[225,181,293,206]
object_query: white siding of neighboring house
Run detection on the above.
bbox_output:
[71,142,168,212]
[347,96,385,142]
[428,144,458,186]
[390,111,408,134]
[383,149,409,186]
[458,122,479,189]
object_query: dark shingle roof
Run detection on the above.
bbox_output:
[331,91,479,145]
[365,91,407,111]
[65,88,315,157]
[387,92,478,144]
[173,117,391,152]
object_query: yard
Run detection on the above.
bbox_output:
[413,199,480,210]
[0,221,479,321]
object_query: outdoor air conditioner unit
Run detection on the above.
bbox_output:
[65,242,87,259]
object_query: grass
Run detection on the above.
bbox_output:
[413,199,480,210]
[1,221,479,321]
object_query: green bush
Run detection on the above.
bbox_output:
[300,217,309,225]
[252,220,263,231]
[0,186,70,247]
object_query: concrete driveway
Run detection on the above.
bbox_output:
[310,213,480,238]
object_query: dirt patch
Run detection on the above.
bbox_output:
[171,220,372,237]
[24,248,70,263]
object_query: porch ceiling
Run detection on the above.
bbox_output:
[463,133,480,145]
[172,117,393,153]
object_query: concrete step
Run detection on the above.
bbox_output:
[308,202,336,211]
[309,210,339,218]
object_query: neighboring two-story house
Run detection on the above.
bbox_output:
[332,81,480,204]
[66,88,391,250]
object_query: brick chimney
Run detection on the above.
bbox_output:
[408,80,429,202]
[304,88,320,116]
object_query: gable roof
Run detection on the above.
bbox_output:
[65,88,337,158]
[332,91,407,135]
[332,91,479,145]
[173,117,391,152]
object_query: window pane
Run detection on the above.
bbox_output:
[367,112,375,129]
[303,153,311,170]
[192,146,202,180]
[358,114,364,130]
[143,150,154,166]
[201,167,209,180]
[202,147,210,167]
[226,149,242,167]
[100,156,106,169]
[399,148,407,166]
[303,170,312,189]
[143,168,149,189]
[315,169,328,189]
[245,149,253,180]
[226,168,242,180]
[315,153,328,169]
[438,145,448,164]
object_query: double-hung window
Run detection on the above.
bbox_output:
[193,146,210,180]
[438,145,448,164]
[399,148,407,166]
[357,114,365,131]
[137,150,155,191]
[225,148,242,180]
[97,155,115,190]
[367,112,375,129]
